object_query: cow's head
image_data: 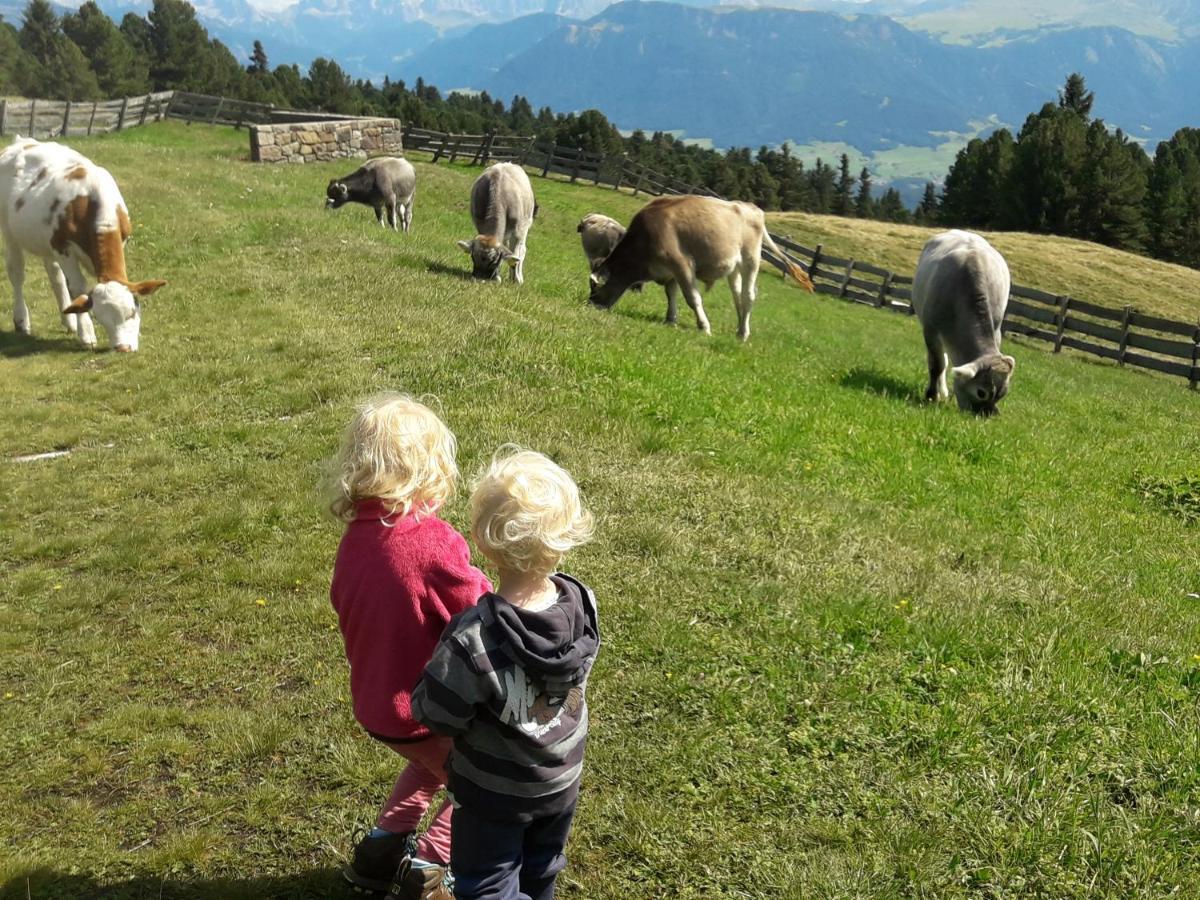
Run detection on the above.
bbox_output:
[588,264,626,309]
[64,279,168,352]
[326,180,350,209]
[458,236,514,282]
[951,353,1015,416]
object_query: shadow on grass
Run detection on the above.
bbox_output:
[0,867,357,900]
[425,260,477,282]
[838,367,924,405]
[0,330,78,359]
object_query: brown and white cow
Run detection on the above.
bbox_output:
[1,136,166,351]
[589,195,813,341]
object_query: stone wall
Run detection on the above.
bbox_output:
[249,117,403,164]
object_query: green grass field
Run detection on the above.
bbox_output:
[3,122,1200,899]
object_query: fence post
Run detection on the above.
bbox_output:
[1191,323,1200,390]
[431,137,446,164]
[117,96,129,131]
[838,260,856,298]
[541,143,556,178]
[29,98,36,135]
[612,157,625,191]
[876,272,892,309]
[1053,295,1071,352]
[448,135,463,164]
[208,97,224,126]
[61,101,71,137]
[808,245,823,287]
[570,150,582,183]
[87,100,98,135]
[1,99,8,137]
[1118,305,1133,365]
[633,166,645,196]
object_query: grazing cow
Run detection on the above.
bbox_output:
[589,195,814,341]
[1,136,166,352]
[326,157,416,232]
[457,162,536,284]
[577,213,625,271]
[912,229,1015,415]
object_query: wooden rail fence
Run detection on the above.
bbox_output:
[4,100,1196,388]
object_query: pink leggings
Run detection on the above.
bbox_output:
[377,735,453,865]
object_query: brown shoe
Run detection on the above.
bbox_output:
[388,858,454,900]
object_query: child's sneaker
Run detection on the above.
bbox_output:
[343,828,417,893]
[387,857,454,900]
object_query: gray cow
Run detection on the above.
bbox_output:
[577,213,625,270]
[326,157,416,232]
[457,163,536,283]
[912,229,1015,415]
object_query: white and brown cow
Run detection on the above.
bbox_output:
[1,136,166,352]
[589,195,814,341]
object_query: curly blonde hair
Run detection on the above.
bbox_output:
[470,446,594,574]
[328,393,458,522]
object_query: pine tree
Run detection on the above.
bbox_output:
[18,0,99,100]
[1058,72,1094,119]
[306,57,355,113]
[146,0,213,90]
[833,154,853,216]
[1078,122,1149,251]
[1146,128,1200,267]
[915,182,940,224]
[877,188,908,223]
[0,16,35,95]
[62,1,149,97]
[854,166,873,218]
[248,39,268,74]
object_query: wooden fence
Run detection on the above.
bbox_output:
[0,92,175,139]
[0,91,362,140]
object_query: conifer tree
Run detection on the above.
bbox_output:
[1058,72,1094,119]
[854,166,873,217]
[62,1,149,97]
[833,154,853,216]
[915,182,940,224]
[248,39,268,74]
[18,0,99,100]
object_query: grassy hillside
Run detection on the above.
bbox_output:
[768,211,1200,322]
[2,122,1200,899]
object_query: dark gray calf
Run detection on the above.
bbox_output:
[326,157,416,232]
[456,163,536,284]
[912,229,1015,415]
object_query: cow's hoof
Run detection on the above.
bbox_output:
[115,344,133,353]
[81,340,97,350]
[14,321,32,335]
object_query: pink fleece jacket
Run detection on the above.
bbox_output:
[330,500,492,742]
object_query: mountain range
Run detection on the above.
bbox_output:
[15,0,1196,197]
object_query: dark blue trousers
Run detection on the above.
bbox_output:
[450,803,576,900]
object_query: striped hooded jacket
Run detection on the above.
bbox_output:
[412,573,599,821]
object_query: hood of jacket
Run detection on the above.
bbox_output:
[484,573,599,688]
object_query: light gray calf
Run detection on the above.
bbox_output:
[457,163,536,284]
[912,229,1015,415]
[326,157,416,232]
[577,213,625,270]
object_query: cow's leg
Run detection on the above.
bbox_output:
[727,270,747,340]
[374,205,385,227]
[5,240,31,334]
[402,201,413,233]
[923,327,948,402]
[674,269,710,335]
[663,281,678,325]
[43,258,78,334]
[511,232,528,285]
[59,258,96,348]
[736,263,758,342]
[386,202,399,231]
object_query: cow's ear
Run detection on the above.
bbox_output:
[128,279,167,297]
[65,293,93,314]
[457,240,473,254]
[1000,354,1016,373]
[498,246,514,259]
[505,255,519,268]
[589,271,605,288]
[951,361,980,380]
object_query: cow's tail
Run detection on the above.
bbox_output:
[762,230,815,292]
